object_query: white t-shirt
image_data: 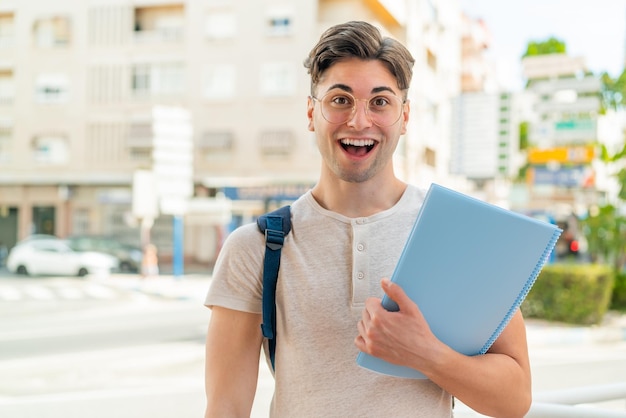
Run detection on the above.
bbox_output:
[206,185,453,417]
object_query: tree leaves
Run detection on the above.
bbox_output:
[522,37,567,58]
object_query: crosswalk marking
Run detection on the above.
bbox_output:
[0,286,21,301]
[56,286,83,299]
[23,285,55,300]
[82,284,117,299]
[0,283,124,302]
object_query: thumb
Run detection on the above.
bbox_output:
[381,278,413,312]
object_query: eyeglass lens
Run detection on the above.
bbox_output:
[318,92,403,127]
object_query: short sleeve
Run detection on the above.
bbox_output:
[204,223,266,313]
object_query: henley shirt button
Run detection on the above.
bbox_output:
[357,272,364,280]
[357,243,365,251]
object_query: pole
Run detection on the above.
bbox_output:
[173,215,184,279]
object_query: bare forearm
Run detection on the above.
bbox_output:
[417,311,532,417]
[204,307,264,418]
[205,358,258,418]
[423,346,531,417]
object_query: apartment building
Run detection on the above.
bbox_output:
[0,0,461,262]
[451,92,520,181]
[521,53,603,215]
[449,11,522,206]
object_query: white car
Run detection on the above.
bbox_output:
[6,239,119,277]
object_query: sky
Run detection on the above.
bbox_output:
[458,0,626,91]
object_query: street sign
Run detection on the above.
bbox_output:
[528,166,595,188]
[528,146,595,165]
[151,106,194,215]
[131,169,158,219]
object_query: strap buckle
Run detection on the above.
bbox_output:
[265,228,284,251]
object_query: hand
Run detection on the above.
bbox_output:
[355,278,443,372]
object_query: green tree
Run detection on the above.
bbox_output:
[583,204,626,269]
[522,37,567,57]
[582,142,626,269]
[600,69,626,112]
[518,121,529,150]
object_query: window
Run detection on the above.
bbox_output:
[127,121,152,162]
[200,131,234,161]
[259,130,293,156]
[127,121,152,146]
[134,5,184,42]
[35,73,70,104]
[205,12,236,39]
[132,62,185,97]
[0,13,15,47]
[33,16,71,47]
[129,148,151,161]
[32,136,70,165]
[260,62,296,97]
[200,131,233,151]
[72,208,91,235]
[204,65,236,99]
[267,15,292,36]
[0,70,15,104]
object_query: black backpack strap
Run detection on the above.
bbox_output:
[256,205,291,371]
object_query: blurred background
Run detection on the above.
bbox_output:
[1,1,626,417]
[0,0,624,269]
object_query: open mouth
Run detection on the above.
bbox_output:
[340,139,376,157]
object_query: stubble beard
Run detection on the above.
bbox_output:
[330,156,385,184]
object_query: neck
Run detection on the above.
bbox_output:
[311,172,407,218]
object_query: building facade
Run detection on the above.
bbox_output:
[520,53,603,215]
[0,0,461,264]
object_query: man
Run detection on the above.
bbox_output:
[204,21,531,417]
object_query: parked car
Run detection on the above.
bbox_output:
[6,239,119,277]
[65,235,143,273]
[17,234,60,242]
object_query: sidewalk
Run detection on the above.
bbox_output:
[99,272,212,303]
[525,311,626,347]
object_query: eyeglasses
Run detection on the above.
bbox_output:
[311,91,405,127]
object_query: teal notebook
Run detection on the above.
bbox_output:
[356,183,561,379]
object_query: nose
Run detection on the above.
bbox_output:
[346,99,373,129]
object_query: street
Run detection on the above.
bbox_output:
[0,273,211,418]
[0,273,625,417]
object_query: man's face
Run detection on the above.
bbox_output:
[307,58,409,184]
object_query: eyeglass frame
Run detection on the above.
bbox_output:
[310,90,407,127]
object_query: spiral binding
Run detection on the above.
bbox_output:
[479,227,563,354]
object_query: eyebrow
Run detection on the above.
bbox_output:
[324,83,398,96]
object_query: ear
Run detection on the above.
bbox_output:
[307,96,315,132]
[400,99,410,135]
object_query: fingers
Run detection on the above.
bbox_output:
[381,279,428,330]
[381,278,404,310]
[355,315,369,350]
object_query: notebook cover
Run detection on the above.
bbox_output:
[356,183,561,379]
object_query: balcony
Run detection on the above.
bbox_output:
[133,4,184,43]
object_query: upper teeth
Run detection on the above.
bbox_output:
[341,139,374,147]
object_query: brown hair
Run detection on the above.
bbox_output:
[303,21,415,97]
